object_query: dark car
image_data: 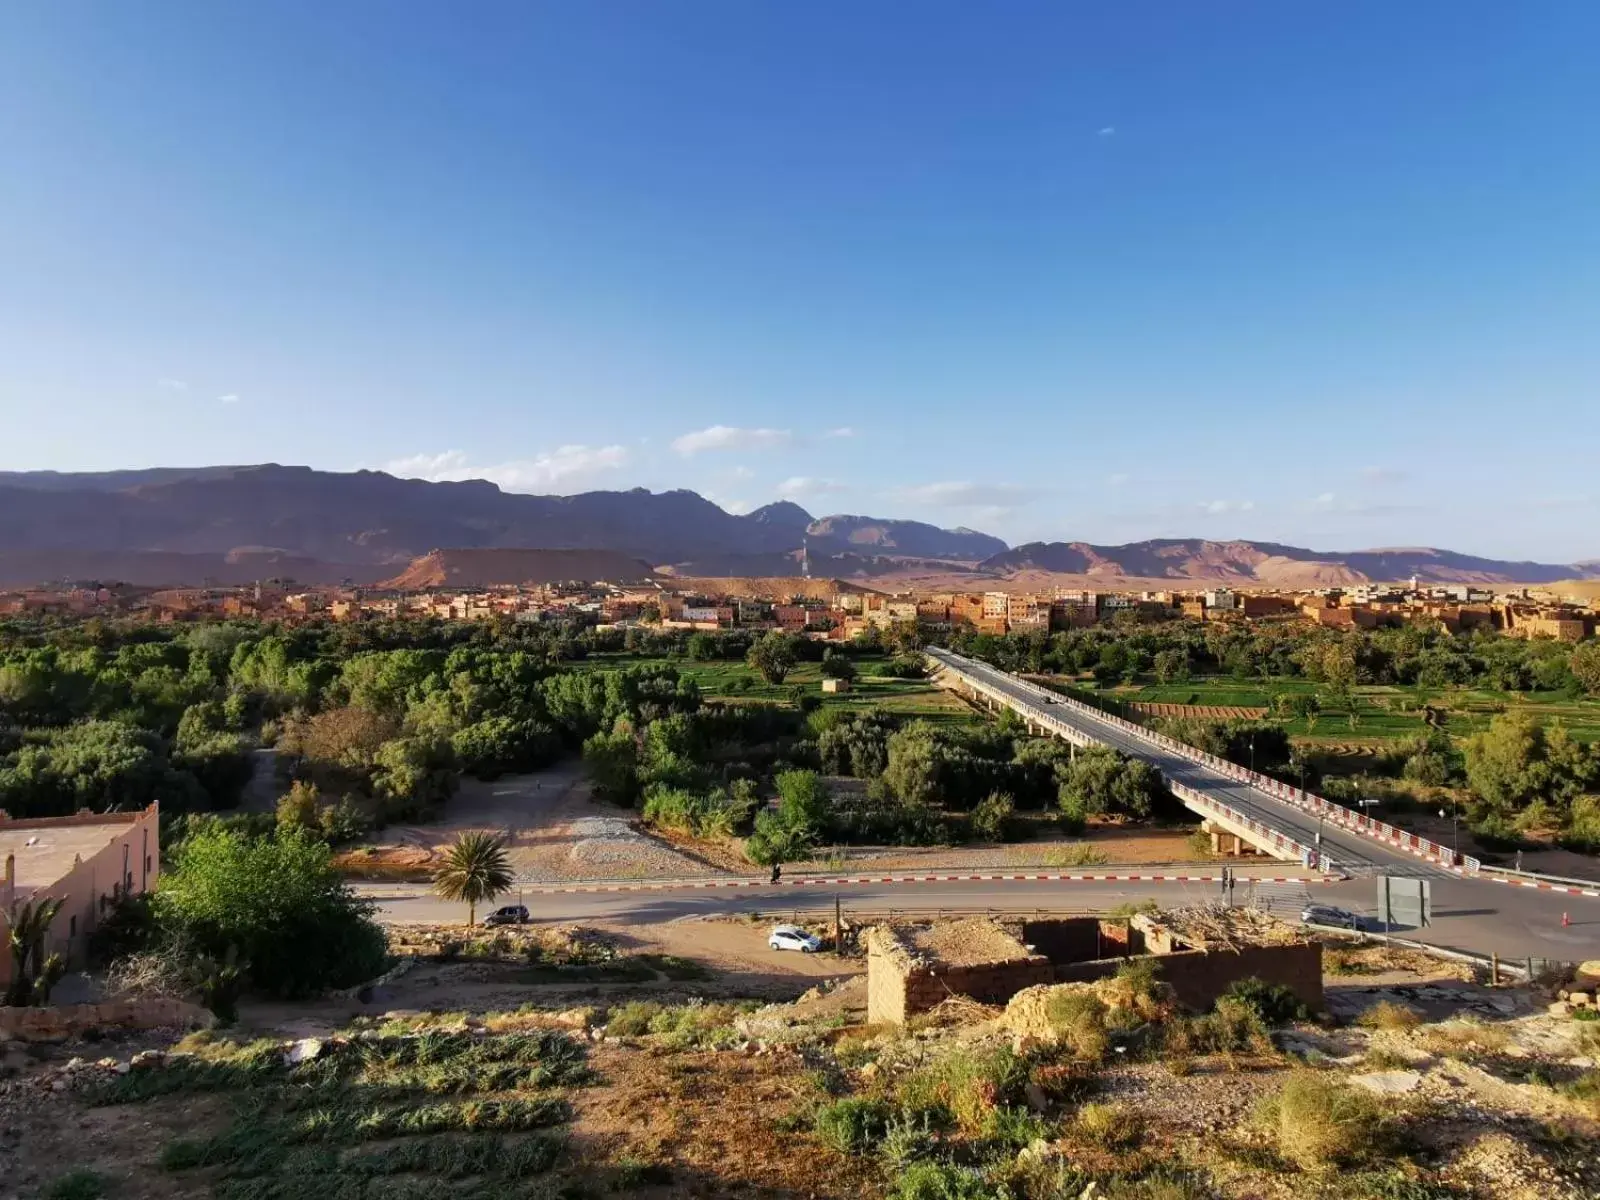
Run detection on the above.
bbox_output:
[1300,904,1363,930]
[484,905,530,926]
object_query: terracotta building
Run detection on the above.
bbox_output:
[0,804,161,988]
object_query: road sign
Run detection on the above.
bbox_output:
[1377,875,1431,928]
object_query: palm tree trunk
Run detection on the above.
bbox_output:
[469,901,476,925]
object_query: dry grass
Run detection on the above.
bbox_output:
[1357,1000,1423,1031]
[1416,1018,1512,1059]
[1255,1070,1385,1173]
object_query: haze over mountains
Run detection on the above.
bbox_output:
[0,464,1593,589]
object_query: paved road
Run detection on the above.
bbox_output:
[358,872,1599,964]
[929,647,1451,875]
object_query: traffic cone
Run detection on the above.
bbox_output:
[1562,912,1571,927]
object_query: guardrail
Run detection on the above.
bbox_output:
[929,649,1328,872]
[930,648,1479,876]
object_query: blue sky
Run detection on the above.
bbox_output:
[2,2,1597,562]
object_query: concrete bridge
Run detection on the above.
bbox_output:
[927,647,1476,879]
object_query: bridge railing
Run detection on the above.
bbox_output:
[931,649,1478,875]
[930,651,1329,872]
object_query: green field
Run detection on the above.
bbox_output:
[1081,675,1600,745]
[579,654,981,728]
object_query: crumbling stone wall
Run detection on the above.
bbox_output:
[866,927,1054,1025]
[1019,917,1143,963]
[868,923,1323,1025]
[0,998,213,1042]
[1053,942,1324,1012]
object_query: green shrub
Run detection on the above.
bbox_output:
[982,1104,1048,1149]
[1075,1100,1142,1149]
[605,1000,663,1036]
[878,1109,938,1171]
[814,1097,892,1154]
[43,1170,108,1200]
[898,1046,1026,1132]
[1221,977,1310,1026]
[889,1162,1008,1200]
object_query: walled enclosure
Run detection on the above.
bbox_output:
[867,915,1323,1025]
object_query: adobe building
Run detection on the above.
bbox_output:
[867,909,1322,1026]
[0,804,160,989]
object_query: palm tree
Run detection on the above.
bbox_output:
[432,831,514,925]
[5,897,64,1007]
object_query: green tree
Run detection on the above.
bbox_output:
[820,652,858,682]
[582,724,641,806]
[432,830,515,924]
[970,790,1016,841]
[154,825,386,997]
[746,632,798,685]
[1152,648,1190,685]
[1057,746,1164,819]
[1572,642,1600,697]
[275,780,321,833]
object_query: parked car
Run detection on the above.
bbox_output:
[768,924,822,953]
[1300,904,1363,930]
[484,905,530,926]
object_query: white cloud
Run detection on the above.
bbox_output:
[384,445,631,492]
[1098,126,1116,137]
[823,426,856,439]
[1108,473,1130,487]
[1198,499,1255,515]
[727,465,756,481]
[776,476,848,501]
[157,378,188,391]
[1310,491,1337,511]
[894,481,1044,508]
[671,425,793,456]
[218,393,240,404]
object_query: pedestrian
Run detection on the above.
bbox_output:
[770,863,781,885]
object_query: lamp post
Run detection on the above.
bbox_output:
[1438,797,1459,864]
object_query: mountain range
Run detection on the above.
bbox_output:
[0,464,1592,589]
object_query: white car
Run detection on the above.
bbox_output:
[768,924,822,953]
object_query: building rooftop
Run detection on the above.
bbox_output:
[0,812,142,900]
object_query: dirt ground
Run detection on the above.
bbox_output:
[338,761,724,882]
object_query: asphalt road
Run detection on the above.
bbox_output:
[359,871,1599,964]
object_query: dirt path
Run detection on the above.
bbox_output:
[356,762,724,882]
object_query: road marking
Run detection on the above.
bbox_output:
[505,871,1310,895]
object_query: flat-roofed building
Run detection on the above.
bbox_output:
[0,804,161,987]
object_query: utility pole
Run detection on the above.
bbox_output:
[834,894,842,957]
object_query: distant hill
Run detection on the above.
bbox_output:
[804,514,1006,560]
[0,465,1003,587]
[377,549,655,590]
[979,540,1600,586]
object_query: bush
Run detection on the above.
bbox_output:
[1358,1001,1422,1032]
[1255,1070,1384,1172]
[1075,1100,1142,1149]
[970,790,1017,842]
[153,825,387,997]
[898,1046,1026,1133]
[1222,977,1310,1026]
[42,1170,108,1200]
[1044,990,1111,1061]
[813,1097,892,1154]
[889,1162,1006,1200]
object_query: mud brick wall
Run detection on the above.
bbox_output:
[1019,918,1143,964]
[0,998,214,1042]
[1053,942,1324,1013]
[868,934,1054,1025]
